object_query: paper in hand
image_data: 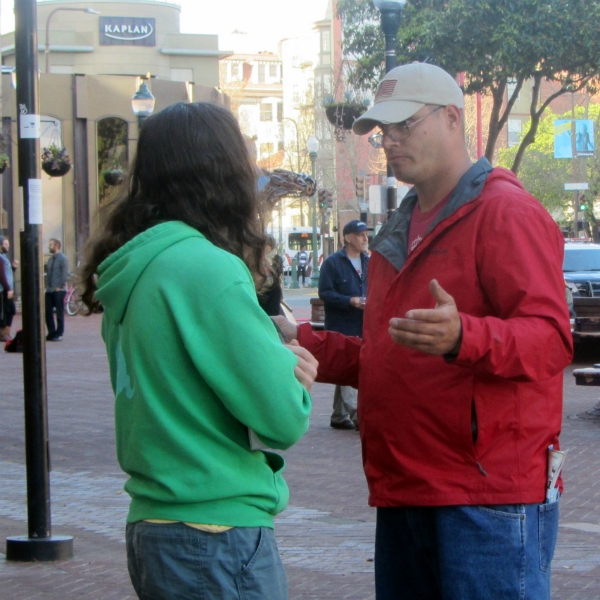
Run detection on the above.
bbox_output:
[546,445,567,503]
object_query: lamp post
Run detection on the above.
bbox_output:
[45,7,100,74]
[373,0,406,220]
[306,135,320,288]
[6,0,73,562]
[131,81,156,128]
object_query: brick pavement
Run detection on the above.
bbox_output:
[0,313,599,599]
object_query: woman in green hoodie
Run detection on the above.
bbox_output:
[80,102,317,599]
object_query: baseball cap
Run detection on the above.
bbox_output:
[352,62,464,135]
[343,220,373,236]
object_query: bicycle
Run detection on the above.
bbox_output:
[64,274,89,316]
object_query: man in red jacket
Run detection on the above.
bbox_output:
[279,62,572,600]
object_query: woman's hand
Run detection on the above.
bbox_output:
[285,340,318,393]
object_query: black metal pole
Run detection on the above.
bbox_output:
[381,8,402,220]
[6,0,73,562]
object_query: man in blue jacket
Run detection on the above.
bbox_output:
[319,219,371,430]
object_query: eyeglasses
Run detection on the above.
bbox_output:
[368,106,444,149]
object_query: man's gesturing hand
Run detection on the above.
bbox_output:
[388,279,462,356]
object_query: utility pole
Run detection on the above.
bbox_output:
[571,93,580,238]
[6,0,73,562]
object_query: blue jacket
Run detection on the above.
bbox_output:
[318,247,368,337]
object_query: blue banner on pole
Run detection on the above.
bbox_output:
[554,120,595,158]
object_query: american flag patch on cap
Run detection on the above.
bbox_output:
[375,79,397,101]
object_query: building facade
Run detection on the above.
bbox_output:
[0,0,230,273]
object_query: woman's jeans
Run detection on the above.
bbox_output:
[126,521,288,600]
[375,502,559,600]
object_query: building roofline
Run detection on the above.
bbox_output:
[160,48,233,58]
[2,44,95,56]
[36,0,181,9]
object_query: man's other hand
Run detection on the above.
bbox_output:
[388,279,462,355]
[350,296,365,310]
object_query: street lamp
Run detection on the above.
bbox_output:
[373,0,406,219]
[45,7,100,74]
[306,135,320,288]
[131,81,156,128]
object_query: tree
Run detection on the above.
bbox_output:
[337,0,600,173]
[497,104,600,233]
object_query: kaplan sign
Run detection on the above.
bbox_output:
[100,17,156,46]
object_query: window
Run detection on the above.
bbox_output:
[258,64,265,83]
[260,143,274,155]
[97,117,128,206]
[260,103,273,122]
[506,78,520,102]
[277,103,283,123]
[507,119,522,147]
[269,63,277,78]
[288,232,320,252]
[321,30,331,53]
[278,141,284,152]
[231,62,240,79]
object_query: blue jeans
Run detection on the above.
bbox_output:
[375,502,559,600]
[126,521,287,600]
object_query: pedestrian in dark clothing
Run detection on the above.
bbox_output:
[45,238,69,341]
[297,245,308,287]
[258,236,284,317]
[0,235,18,341]
[319,219,371,430]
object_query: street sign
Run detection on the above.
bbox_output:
[369,185,386,214]
[565,183,589,191]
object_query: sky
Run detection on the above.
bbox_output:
[0,0,330,53]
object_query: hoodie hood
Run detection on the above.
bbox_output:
[96,221,203,325]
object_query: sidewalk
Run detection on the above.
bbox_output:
[1,314,600,599]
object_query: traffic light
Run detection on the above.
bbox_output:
[355,176,365,198]
[318,189,327,209]
[325,190,333,210]
[580,194,588,211]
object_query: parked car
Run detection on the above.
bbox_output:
[563,242,600,297]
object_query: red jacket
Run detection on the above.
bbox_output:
[299,161,573,507]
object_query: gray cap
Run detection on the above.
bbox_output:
[353,62,464,135]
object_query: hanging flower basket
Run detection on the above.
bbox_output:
[324,103,368,130]
[103,169,126,186]
[41,144,72,178]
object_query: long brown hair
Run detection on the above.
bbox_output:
[80,102,266,311]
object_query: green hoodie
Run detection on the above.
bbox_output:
[96,221,311,527]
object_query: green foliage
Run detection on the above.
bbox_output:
[497,105,600,221]
[338,0,600,170]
